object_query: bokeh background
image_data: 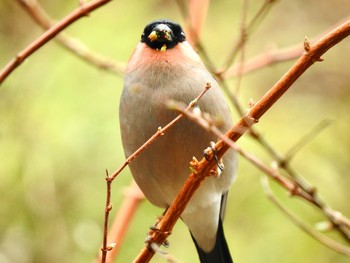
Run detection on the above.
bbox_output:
[1,1,350,262]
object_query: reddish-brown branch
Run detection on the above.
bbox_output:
[0,0,112,85]
[241,17,350,123]
[183,0,209,46]
[171,101,350,241]
[222,44,304,78]
[97,181,144,263]
[221,15,350,79]
[134,18,350,262]
[169,100,317,204]
[101,171,114,263]
[16,0,124,76]
[219,0,278,73]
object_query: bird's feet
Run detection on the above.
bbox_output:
[204,141,225,177]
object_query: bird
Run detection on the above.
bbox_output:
[119,19,237,263]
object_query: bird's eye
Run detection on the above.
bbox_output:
[180,31,186,40]
[141,32,146,41]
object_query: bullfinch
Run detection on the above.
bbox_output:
[119,19,237,263]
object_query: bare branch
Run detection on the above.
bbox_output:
[16,0,124,76]
[97,181,144,263]
[222,43,304,79]
[176,0,216,72]
[219,0,278,73]
[284,119,332,162]
[222,15,350,79]
[232,0,249,94]
[179,0,210,46]
[0,0,113,85]
[172,100,350,239]
[262,177,350,256]
[101,170,114,263]
[169,100,320,205]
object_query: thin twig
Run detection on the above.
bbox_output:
[261,177,350,256]
[180,0,210,46]
[284,119,332,162]
[223,43,304,78]
[233,0,249,94]
[222,14,350,79]
[0,0,112,85]
[16,0,124,76]
[176,0,216,72]
[107,83,211,182]
[97,181,144,263]
[101,170,114,263]
[219,0,278,73]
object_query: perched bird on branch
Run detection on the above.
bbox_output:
[119,19,237,263]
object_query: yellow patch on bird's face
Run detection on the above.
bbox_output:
[164,31,172,41]
[160,44,167,52]
[148,31,158,42]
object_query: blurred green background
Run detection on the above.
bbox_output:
[1,0,350,262]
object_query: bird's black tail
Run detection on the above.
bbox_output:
[191,218,233,263]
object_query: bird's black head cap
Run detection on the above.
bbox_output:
[141,19,186,50]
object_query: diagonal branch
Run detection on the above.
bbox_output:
[168,100,317,205]
[0,0,113,85]
[16,0,124,76]
[171,99,350,241]
[134,18,350,262]
[284,119,332,162]
[219,0,278,73]
[262,177,350,256]
[222,15,350,79]
[107,83,211,183]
